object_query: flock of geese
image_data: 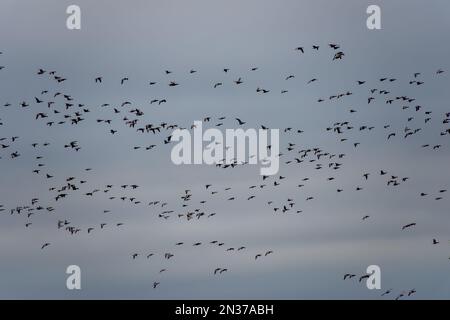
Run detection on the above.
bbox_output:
[0,44,448,299]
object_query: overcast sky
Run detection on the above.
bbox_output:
[0,0,450,299]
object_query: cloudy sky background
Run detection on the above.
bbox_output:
[0,0,450,299]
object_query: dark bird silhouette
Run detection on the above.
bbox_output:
[402,223,416,230]
[41,243,50,249]
[235,118,246,125]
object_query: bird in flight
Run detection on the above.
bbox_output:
[402,223,416,230]
[235,118,246,125]
[41,243,50,250]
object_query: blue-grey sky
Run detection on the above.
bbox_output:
[0,0,450,299]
